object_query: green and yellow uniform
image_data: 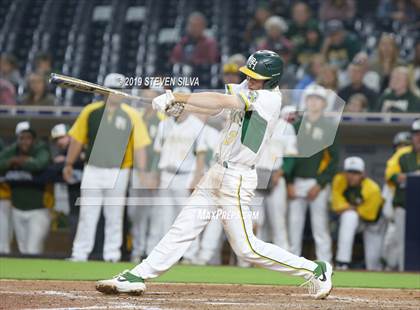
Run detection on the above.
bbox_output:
[0,141,53,210]
[286,117,339,187]
[69,101,151,168]
[386,145,420,207]
[332,173,383,222]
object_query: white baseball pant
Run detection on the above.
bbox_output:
[71,165,130,262]
[128,171,156,261]
[128,195,152,261]
[131,163,318,280]
[152,170,191,246]
[259,177,290,250]
[288,178,332,263]
[336,209,386,270]
[12,207,50,254]
[0,199,13,254]
[382,207,405,271]
[183,218,224,264]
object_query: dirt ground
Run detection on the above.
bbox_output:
[0,280,419,310]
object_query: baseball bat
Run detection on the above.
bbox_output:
[49,73,152,103]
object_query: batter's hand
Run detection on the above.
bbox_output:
[307,184,321,201]
[152,90,174,112]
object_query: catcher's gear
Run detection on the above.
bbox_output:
[239,50,284,89]
[393,131,411,148]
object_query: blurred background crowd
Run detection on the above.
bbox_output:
[0,0,419,271]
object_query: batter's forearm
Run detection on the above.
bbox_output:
[174,92,242,110]
[183,104,222,116]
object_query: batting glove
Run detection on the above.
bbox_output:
[166,101,185,117]
[152,90,175,112]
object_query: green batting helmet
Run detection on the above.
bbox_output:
[239,50,284,89]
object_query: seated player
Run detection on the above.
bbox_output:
[332,157,383,270]
[96,50,333,299]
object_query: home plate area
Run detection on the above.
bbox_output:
[1,280,419,310]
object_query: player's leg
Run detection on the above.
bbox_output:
[0,199,12,254]
[26,208,50,254]
[266,178,289,250]
[71,165,107,261]
[102,168,130,262]
[363,218,386,271]
[71,189,103,261]
[382,221,399,269]
[220,176,317,277]
[219,173,332,299]
[287,196,307,256]
[394,207,406,271]
[335,209,359,268]
[128,172,147,261]
[182,234,200,263]
[96,187,215,294]
[309,186,333,263]
[11,207,29,254]
[196,218,224,264]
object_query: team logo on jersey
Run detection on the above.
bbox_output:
[248,91,258,103]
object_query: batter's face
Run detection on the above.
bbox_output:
[246,76,264,90]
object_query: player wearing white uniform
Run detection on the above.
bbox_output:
[96,50,333,299]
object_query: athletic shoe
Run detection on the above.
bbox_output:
[96,270,146,295]
[300,261,333,299]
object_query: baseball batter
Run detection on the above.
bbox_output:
[96,50,333,299]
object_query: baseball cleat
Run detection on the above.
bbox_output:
[301,261,333,299]
[96,270,146,295]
